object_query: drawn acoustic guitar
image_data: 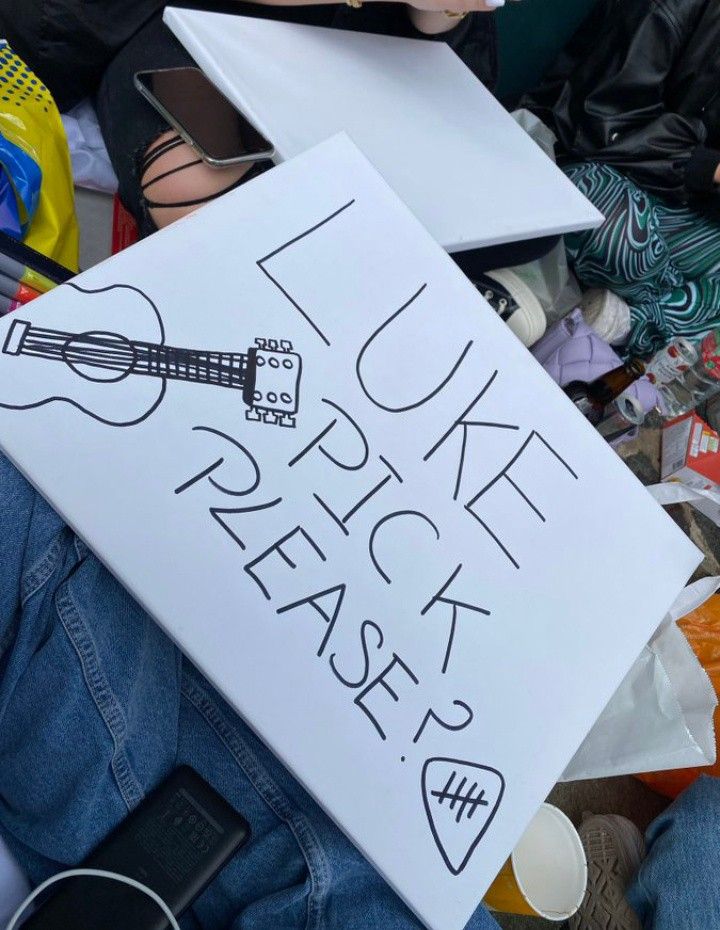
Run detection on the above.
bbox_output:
[0,283,302,428]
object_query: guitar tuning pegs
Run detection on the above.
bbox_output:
[255,337,294,352]
[246,408,296,428]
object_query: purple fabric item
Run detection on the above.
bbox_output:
[532,309,659,412]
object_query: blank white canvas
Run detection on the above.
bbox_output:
[164,7,603,252]
[0,136,699,930]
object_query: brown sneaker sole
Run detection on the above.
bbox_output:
[569,815,645,930]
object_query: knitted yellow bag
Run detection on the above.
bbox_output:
[0,44,78,270]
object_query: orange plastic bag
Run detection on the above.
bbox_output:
[636,595,720,798]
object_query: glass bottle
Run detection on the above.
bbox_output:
[564,358,647,424]
[648,330,720,418]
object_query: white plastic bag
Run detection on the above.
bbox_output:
[61,99,118,195]
[562,575,719,781]
[508,109,582,322]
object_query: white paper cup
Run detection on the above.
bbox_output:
[484,803,587,921]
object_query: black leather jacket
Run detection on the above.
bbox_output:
[526,0,720,210]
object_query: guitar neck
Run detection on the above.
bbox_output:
[132,342,251,389]
[3,321,252,391]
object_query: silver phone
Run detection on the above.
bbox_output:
[134,67,275,168]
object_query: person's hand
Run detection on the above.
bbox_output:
[407,0,504,11]
[407,0,503,35]
[715,162,720,186]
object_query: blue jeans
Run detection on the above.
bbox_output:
[628,775,720,929]
[0,451,499,930]
[2,448,719,930]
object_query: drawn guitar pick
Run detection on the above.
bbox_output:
[422,757,505,875]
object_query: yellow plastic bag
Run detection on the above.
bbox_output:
[0,44,78,270]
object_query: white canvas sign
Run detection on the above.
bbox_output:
[164,7,604,252]
[0,136,700,930]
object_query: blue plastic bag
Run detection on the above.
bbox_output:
[0,128,42,237]
[0,167,22,238]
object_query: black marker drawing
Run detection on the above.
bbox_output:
[258,199,356,347]
[209,499,283,552]
[356,283,474,414]
[0,283,302,428]
[413,700,474,745]
[175,426,262,497]
[368,510,440,585]
[465,431,578,569]
[244,525,327,601]
[422,757,505,876]
[277,583,347,657]
[329,619,385,689]
[423,371,520,501]
[421,564,491,674]
[289,398,370,471]
[313,455,403,538]
[354,653,419,741]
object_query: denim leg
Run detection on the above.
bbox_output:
[628,776,720,930]
[179,667,499,930]
[0,453,66,660]
[0,450,499,930]
[0,454,181,880]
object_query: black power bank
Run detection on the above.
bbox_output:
[24,766,250,930]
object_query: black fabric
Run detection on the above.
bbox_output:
[0,0,497,112]
[524,0,720,213]
[94,12,198,237]
[0,0,167,111]
[685,146,720,194]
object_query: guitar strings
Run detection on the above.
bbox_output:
[15,326,251,387]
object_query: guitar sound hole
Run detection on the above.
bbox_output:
[62,331,137,383]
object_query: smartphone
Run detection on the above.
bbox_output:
[135,67,275,168]
[23,766,250,930]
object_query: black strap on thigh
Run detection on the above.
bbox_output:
[143,160,271,210]
[141,158,203,192]
[140,134,185,174]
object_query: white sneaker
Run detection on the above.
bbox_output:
[473,268,547,347]
[580,289,631,345]
[569,814,645,930]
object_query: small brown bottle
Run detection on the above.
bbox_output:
[564,358,647,424]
